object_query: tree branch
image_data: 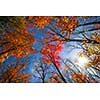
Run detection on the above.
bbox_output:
[77,21,100,27]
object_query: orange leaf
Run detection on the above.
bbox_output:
[28,16,34,20]
[72,73,86,83]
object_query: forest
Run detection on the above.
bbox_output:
[0,16,100,83]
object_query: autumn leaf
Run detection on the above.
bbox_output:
[40,43,63,68]
[0,63,30,83]
[0,31,36,62]
[28,16,34,20]
[48,73,64,83]
[0,56,5,63]
[31,16,52,29]
[55,16,78,32]
[72,72,86,83]
[95,34,100,43]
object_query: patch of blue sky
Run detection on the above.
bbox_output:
[26,17,100,82]
[2,56,17,67]
[29,64,55,83]
[60,37,87,75]
[78,16,100,24]
[29,76,42,83]
[23,53,43,73]
[72,23,100,40]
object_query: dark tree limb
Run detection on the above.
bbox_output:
[49,27,100,44]
[77,21,100,27]
[52,62,67,83]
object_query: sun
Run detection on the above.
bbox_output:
[75,53,89,68]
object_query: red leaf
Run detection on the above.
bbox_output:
[40,43,63,68]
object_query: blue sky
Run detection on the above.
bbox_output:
[1,16,100,82]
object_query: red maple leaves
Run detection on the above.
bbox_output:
[40,43,63,68]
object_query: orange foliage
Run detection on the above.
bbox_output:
[56,16,78,32]
[0,64,30,83]
[95,34,100,43]
[48,73,63,83]
[72,72,86,83]
[0,31,36,62]
[28,16,34,20]
[31,16,52,29]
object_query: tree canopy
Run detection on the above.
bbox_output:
[0,16,100,83]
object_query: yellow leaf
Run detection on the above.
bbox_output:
[72,73,86,83]
[96,37,100,43]
[0,56,5,63]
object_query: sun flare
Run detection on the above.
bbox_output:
[75,54,89,68]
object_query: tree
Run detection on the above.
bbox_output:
[40,43,67,82]
[0,30,36,63]
[0,16,100,83]
[0,61,30,83]
[0,16,27,32]
[40,16,100,83]
[27,16,52,29]
[31,60,54,83]
[31,60,65,83]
